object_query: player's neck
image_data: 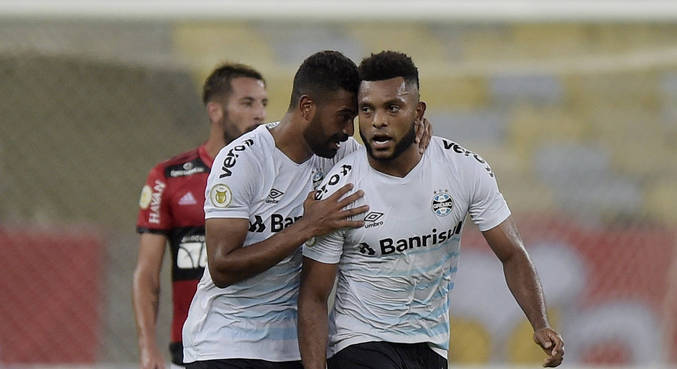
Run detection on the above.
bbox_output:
[269,113,314,164]
[367,144,421,178]
[204,129,226,160]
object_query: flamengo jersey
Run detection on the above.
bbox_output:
[136,145,213,347]
[182,123,361,363]
[303,136,511,359]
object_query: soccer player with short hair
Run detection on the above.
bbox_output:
[181,50,371,369]
[133,63,267,369]
[298,50,565,369]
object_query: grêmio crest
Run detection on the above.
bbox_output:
[432,190,453,216]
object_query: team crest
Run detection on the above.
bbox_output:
[209,184,232,208]
[139,185,152,209]
[432,190,453,216]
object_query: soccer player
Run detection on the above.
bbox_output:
[133,63,268,369]
[182,50,430,369]
[298,51,565,369]
[180,50,368,369]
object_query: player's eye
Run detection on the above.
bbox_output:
[388,104,400,113]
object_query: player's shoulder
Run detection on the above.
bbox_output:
[430,136,496,179]
[148,146,201,179]
[211,124,272,180]
[328,147,365,176]
[430,136,486,162]
[337,144,364,165]
[314,150,365,200]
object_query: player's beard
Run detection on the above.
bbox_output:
[360,121,416,162]
[222,114,258,145]
[303,115,348,158]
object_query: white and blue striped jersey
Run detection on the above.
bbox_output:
[182,123,361,363]
[303,136,511,359]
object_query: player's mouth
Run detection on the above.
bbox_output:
[371,134,393,149]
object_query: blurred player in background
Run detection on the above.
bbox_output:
[298,51,564,369]
[133,63,268,369]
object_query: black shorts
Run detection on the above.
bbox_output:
[327,341,447,369]
[169,341,184,365]
[185,358,303,369]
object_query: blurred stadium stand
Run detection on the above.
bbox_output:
[0,3,676,367]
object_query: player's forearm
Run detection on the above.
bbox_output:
[502,251,550,330]
[298,293,330,369]
[132,271,161,348]
[210,221,315,287]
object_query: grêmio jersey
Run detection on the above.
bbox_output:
[136,144,213,349]
[182,123,361,363]
[303,136,511,359]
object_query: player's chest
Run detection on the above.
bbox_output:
[346,178,467,258]
[247,162,323,234]
[168,175,208,224]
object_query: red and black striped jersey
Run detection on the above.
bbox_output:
[136,144,213,345]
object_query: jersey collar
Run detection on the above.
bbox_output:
[198,144,214,168]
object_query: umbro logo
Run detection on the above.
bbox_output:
[178,192,197,206]
[364,211,384,229]
[364,212,383,222]
[266,188,284,203]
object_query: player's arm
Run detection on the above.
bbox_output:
[482,217,564,367]
[207,184,367,287]
[298,257,338,369]
[132,233,167,369]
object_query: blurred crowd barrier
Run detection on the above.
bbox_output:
[0,18,675,367]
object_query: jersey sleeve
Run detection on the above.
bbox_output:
[204,142,259,220]
[302,160,355,264]
[466,154,511,232]
[136,165,172,234]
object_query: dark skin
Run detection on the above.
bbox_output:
[483,219,565,367]
[298,77,564,369]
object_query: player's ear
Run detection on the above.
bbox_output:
[299,95,316,122]
[206,101,224,124]
[415,101,426,122]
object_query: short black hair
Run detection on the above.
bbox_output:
[358,50,419,90]
[202,62,265,105]
[288,50,359,110]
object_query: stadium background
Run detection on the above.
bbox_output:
[1,1,676,368]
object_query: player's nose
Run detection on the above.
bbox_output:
[372,110,387,128]
[253,103,266,123]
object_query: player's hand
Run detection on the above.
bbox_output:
[415,117,432,154]
[302,183,368,237]
[140,346,165,369]
[533,327,564,367]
